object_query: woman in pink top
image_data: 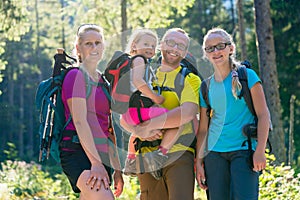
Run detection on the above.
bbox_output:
[60,24,123,200]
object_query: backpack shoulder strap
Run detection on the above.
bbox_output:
[237,66,256,117]
[77,68,99,99]
[131,54,147,64]
[60,67,80,129]
[99,74,112,102]
[200,76,212,118]
[131,54,150,83]
[238,65,273,153]
[173,66,191,100]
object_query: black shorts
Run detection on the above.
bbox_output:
[59,131,113,193]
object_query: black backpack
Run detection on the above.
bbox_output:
[200,61,272,153]
[104,51,149,114]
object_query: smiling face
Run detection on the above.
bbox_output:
[76,29,104,65]
[161,30,189,68]
[133,34,157,59]
[203,32,234,67]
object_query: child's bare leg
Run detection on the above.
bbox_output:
[124,135,138,176]
[128,135,136,159]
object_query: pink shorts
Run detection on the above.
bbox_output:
[122,107,168,125]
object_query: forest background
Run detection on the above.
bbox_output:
[0,0,299,199]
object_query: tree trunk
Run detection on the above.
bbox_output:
[288,95,296,165]
[230,0,235,33]
[8,62,14,142]
[18,73,24,158]
[197,0,203,43]
[35,0,42,82]
[237,0,247,60]
[254,0,286,163]
[121,0,127,51]
[60,0,65,49]
[27,88,34,159]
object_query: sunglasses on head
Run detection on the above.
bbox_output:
[164,39,187,51]
[204,42,231,53]
[77,24,100,36]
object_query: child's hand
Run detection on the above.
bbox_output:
[153,94,165,105]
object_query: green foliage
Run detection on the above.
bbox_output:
[194,183,208,200]
[0,160,207,200]
[117,176,140,200]
[0,160,141,200]
[2,155,300,200]
[63,0,195,36]
[127,0,195,28]
[0,0,31,41]
[0,0,31,87]
[259,154,300,199]
[0,160,77,200]
[270,0,300,158]
[172,0,231,42]
[3,142,18,161]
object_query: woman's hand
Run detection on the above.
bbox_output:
[195,159,208,190]
[86,162,110,191]
[113,170,124,197]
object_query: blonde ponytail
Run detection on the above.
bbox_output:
[231,59,242,99]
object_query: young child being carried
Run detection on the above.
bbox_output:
[122,28,182,178]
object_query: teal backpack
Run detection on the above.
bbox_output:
[35,49,110,163]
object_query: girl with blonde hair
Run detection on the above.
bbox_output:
[196,27,270,200]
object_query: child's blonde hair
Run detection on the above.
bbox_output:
[203,27,242,99]
[125,28,158,55]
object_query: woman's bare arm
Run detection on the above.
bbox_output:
[68,97,102,164]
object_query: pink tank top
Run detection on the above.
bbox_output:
[62,68,111,152]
